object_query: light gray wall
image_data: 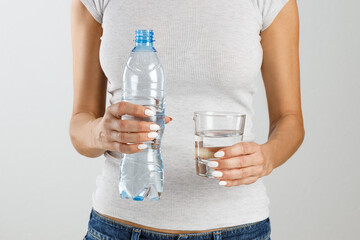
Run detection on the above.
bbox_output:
[0,0,359,239]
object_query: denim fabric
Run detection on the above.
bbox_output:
[83,209,271,240]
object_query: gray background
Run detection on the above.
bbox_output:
[0,0,359,239]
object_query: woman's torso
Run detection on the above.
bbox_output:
[82,0,276,231]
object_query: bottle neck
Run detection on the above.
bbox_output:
[135,41,154,47]
[132,29,156,52]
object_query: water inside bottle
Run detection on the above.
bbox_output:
[119,98,165,201]
[119,29,165,201]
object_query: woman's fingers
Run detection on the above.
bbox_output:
[206,145,267,186]
[211,166,262,180]
[104,142,148,154]
[165,115,173,124]
[214,142,260,158]
[109,131,158,143]
[97,102,173,154]
[107,101,155,119]
[108,118,160,132]
[207,154,261,170]
[219,177,259,187]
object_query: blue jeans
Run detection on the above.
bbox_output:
[84,209,271,240]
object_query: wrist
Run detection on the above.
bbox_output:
[260,141,277,175]
[88,117,104,151]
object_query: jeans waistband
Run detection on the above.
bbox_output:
[90,208,269,239]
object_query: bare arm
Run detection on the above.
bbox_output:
[206,0,305,186]
[70,0,171,158]
[260,0,304,170]
[70,0,107,157]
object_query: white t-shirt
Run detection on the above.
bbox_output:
[80,0,289,230]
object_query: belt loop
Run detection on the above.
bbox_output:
[212,231,222,240]
[131,228,142,240]
[177,234,189,240]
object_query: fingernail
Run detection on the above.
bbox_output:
[148,132,158,139]
[150,124,160,130]
[214,151,225,158]
[207,161,219,168]
[212,171,223,177]
[219,181,227,186]
[138,144,147,150]
[145,109,155,116]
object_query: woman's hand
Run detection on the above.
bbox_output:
[207,142,274,187]
[90,102,172,154]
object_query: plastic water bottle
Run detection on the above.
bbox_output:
[118,29,165,201]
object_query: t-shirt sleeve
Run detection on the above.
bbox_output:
[80,0,109,24]
[252,0,289,32]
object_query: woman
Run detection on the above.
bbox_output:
[70,0,304,239]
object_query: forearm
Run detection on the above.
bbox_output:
[261,114,305,171]
[69,112,105,158]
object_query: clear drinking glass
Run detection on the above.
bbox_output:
[193,111,246,178]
